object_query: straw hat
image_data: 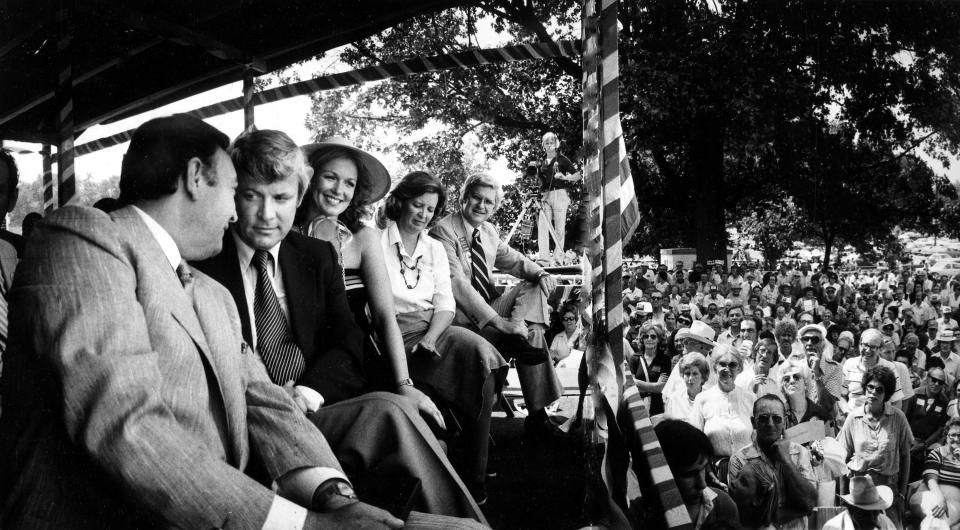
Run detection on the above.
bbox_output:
[838,476,892,511]
[686,321,716,347]
[301,137,391,202]
[938,329,957,343]
[798,323,827,339]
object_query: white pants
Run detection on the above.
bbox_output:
[537,189,570,260]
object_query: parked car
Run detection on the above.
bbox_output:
[930,260,960,277]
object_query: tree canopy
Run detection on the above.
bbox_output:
[305,0,960,267]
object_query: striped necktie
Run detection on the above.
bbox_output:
[470,228,497,303]
[252,250,305,384]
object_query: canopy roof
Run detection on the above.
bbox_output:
[0,0,462,144]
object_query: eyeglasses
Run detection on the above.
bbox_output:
[642,334,659,340]
[800,335,822,345]
[756,414,784,425]
[861,343,881,352]
[562,317,577,322]
[947,432,960,440]
[781,373,803,383]
[864,383,886,395]
[930,377,946,385]
[716,361,740,370]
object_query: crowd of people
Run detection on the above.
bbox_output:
[0,117,584,529]
[624,260,960,529]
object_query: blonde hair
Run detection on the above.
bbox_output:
[230,129,312,199]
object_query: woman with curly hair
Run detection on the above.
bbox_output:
[629,322,670,415]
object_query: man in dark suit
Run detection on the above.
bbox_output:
[0,150,24,255]
[193,129,486,523]
[430,172,565,439]
[0,115,402,529]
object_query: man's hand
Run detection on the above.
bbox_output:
[771,439,793,464]
[538,274,557,297]
[282,381,311,414]
[304,502,403,530]
[491,315,528,337]
[398,384,446,429]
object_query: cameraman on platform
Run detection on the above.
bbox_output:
[531,132,580,263]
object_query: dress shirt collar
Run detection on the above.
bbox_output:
[231,229,281,275]
[131,205,181,270]
[459,212,481,234]
[387,222,427,259]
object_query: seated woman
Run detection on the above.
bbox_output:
[378,171,508,504]
[297,139,443,425]
[688,344,756,484]
[909,417,960,527]
[663,351,709,421]
[549,301,583,364]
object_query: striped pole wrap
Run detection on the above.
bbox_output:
[56,1,76,207]
[75,40,581,156]
[242,69,256,133]
[41,144,55,213]
[622,375,693,528]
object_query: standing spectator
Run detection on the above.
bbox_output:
[629,322,671,415]
[907,367,951,482]
[689,345,755,483]
[842,329,905,410]
[728,395,818,530]
[837,365,914,526]
[665,352,710,420]
[931,329,960,384]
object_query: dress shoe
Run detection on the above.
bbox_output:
[524,414,576,442]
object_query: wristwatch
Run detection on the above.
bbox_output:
[397,377,415,389]
[312,479,358,512]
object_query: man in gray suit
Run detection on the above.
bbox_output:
[430,172,564,439]
[0,115,402,529]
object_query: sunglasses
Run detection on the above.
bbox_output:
[931,377,946,385]
[756,414,784,425]
[562,317,577,322]
[800,336,821,345]
[716,361,740,370]
[642,334,659,340]
[781,373,803,383]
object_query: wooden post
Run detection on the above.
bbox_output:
[56,1,76,208]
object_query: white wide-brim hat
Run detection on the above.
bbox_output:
[302,136,391,203]
[686,321,716,347]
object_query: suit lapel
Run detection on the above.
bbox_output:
[278,239,316,358]
[215,234,253,345]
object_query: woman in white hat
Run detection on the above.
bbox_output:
[297,139,445,425]
[823,475,897,530]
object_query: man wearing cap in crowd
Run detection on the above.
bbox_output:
[937,301,960,332]
[701,302,723,337]
[931,329,960,385]
[919,293,942,326]
[701,283,725,313]
[823,475,897,530]
[836,330,857,363]
[430,172,565,440]
[799,322,844,405]
[662,321,718,399]
[728,395,817,530]
[727,281,748,310]
[880,317,901,347]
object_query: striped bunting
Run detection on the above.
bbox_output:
[76,40,581,157]
[622,375,693,528]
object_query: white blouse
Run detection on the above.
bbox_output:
[380,222,455,314]
[688,385,756,457]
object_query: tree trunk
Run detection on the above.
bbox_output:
[822,231,834,273]
[690,111,726,264]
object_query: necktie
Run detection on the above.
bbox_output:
[0,272,8,353]
[176,260,194,298]
[470,228,497,303]
[252,250,305,384]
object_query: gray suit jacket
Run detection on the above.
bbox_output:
[0,206,339,529]
[430,213,543,329]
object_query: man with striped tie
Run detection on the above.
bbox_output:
[431,172,565,440]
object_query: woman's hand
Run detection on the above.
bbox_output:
[398,384,446,429]
[930,486,947,518]
[415,336,440,357]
